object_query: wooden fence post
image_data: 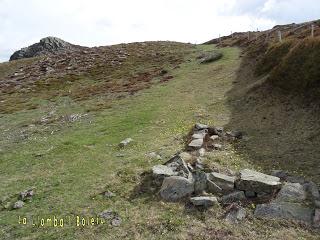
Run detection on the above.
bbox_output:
[278,30,282,42]
[311,24,315,38]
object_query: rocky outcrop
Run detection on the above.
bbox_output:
[10,37,84,61]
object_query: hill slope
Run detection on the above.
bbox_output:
[0,37,320,239]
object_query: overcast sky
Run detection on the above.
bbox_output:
[0,0,319,62]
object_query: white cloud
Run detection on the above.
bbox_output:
[0,0,318,62]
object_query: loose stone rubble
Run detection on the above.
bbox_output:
[149,123,320,226]
[0,188,35,210]
[98,209,122,227]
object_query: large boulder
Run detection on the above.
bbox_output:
[254,202,314,224]
[199,52,223,64]
[10,36,84,61]
[236,169,282,194]
[160,176,194,202]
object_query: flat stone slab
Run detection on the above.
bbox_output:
[192,132,206,140]
[190,196,218,208]
[207,172,235,194]
[236,169,282,194]
[195,123,208,130]
[160,176,194,202]
[152,165,176,178]
[254,202,314,224]
[188,139,203,149]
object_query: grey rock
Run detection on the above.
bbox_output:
[225,207,246,224]
[236,169,282,194]
[207,179,223,194]
[193,171,208,194]
[194,158,205,170]
[119,138,133,148]
[199,52,223,64]
[287,175,306,184]
[192,130,207,140]
[152,165,176,178]
[188,139,203,149]
[221,191,246,205]
[207,172,235,194]
[210,135,219,141]
[147,152,162,160]
[111,216,122,227]
[274,182,306,203]
[245,191,256,198]
[198,148,206,157]
[314,209,320,227]
[254,203,314,224]
[213,144,223,150]
[187,163,194,171]
[152,165,177,186]
[271,170,288,181]
[10,36,83,61]
[160,176,194,202]
[20,189,34,201]
[226,130,243,139]
[104,191,116,198]
[304,181,320,201]
[190,196,218,208]
[195,123,208,130]
[99,209,117,220]
[13,201,24,209]
[165,155,191,179]
[99,210,121,226]
[315,200,320,208]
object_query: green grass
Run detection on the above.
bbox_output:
[269,37,320,94]
[0,45,319,239]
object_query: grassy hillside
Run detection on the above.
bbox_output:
[1,43,319,239]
